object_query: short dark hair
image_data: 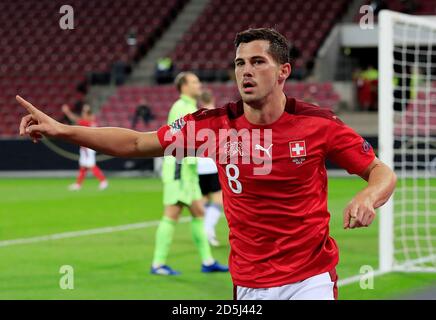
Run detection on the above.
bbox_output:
[174,71,195,93]
[234,28,290,64]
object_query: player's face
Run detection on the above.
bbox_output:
[234,40,282,104]
[184,74,202,99]
[81,105,92,120]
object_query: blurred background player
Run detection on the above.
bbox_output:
[197,89,223,247]
[131,98,155,129]
[62,104,108,191]
[151,72,228,275]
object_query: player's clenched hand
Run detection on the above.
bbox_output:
[343,192,376,229]
[17,95,63,143]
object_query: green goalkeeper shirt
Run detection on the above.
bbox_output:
[161,94,198,182]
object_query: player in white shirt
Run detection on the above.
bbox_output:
[197,90,223,247]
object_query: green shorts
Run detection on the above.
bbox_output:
[163,179,202,206]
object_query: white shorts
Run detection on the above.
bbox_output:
[234,269,338,300]
[79,147,96,168]
[197,157,218,175]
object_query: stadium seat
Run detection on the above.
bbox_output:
[99,82,341,130]
[0,0,188,137]
[169,0,348,79]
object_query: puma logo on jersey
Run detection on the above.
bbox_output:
[255,144,273,158]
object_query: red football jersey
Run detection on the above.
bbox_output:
[77,119,95,127]
[157,98,375,288]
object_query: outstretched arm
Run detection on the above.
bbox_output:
[18,95,164,158]
[343,158,397,229]
[61,104,80,123]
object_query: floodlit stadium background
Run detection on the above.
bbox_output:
[1,0,435,299]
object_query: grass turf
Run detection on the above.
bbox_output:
[0,177,435,299]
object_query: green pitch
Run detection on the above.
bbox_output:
[0,177,435,299]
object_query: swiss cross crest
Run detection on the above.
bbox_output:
[289,141,306,158]
[224,141,244,157]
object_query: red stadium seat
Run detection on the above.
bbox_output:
[169,0,350,76]
[0,0,188,137]
[98,82,340,131]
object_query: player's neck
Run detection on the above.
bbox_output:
[243,92,286,125]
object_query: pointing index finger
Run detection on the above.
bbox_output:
[16,95,38,114]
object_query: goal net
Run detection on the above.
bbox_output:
[379,10,436,272]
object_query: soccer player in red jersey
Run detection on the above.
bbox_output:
[62,104,108,191]
[17,28,396,300]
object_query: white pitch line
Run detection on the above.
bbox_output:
[338,269,389,287]
[0,217,191,248]
[0,218,391,288]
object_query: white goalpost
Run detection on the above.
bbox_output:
[379,10,436,273]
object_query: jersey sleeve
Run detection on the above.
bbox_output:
[77,119,91,127]
[156,108,216,159]
[326,119,375,175]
